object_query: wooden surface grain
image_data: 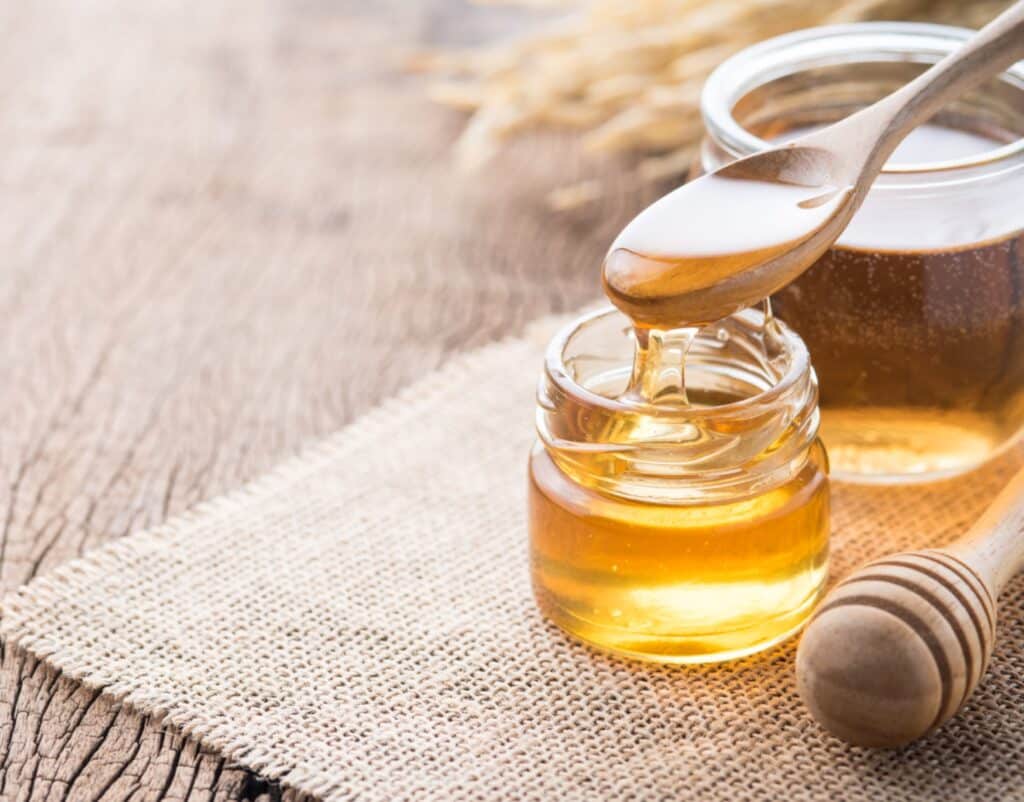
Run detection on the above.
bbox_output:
[0,1,656,799]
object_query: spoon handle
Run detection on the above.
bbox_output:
[817,0,1024,177]
[947,465,1024,594]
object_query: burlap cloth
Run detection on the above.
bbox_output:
[2,313,1023,802]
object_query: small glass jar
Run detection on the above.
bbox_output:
[699,23,1024,483]
[528,306,829,664]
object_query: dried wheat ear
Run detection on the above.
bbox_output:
[412,0,1013,208]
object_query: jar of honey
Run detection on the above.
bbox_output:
[528,306,829,663]
[700,23,1024,483]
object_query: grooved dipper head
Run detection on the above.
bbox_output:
[796,550,995,748]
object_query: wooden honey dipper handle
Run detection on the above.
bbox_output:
[947,466,1024,592]
[796,465,1024,748]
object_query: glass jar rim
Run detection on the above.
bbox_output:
[543,305,811,424]
[537,306,819,500]
[702,22,1024,175]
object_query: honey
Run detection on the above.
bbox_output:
[529,308,829,663]
[756,125,1024,480]
[778,235,1024,481]
[699,24,1024,480]
[529,424,829,663]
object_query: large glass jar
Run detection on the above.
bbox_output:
[528,306,829,664]
[700,23,1024,483]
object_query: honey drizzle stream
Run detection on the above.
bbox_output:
[622,301,778,409]
[622,326,700,405]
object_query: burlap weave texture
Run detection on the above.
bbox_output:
[2,314,1023,802]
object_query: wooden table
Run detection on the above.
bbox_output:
[0,0,656,798]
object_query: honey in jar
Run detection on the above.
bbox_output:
[699,23,1024,481]
[528,308,829,663]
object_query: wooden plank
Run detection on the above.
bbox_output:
[0,0,656,798]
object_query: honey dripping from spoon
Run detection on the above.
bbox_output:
[604,174,840,409]
[620,325,701,406]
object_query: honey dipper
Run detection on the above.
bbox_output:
[796,465,1024,748]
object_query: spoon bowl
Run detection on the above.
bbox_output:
[603,145,854,327]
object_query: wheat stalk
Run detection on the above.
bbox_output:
[413,0,1012,208]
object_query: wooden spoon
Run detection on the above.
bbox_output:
[603,0,1024,328]
[796,465,1024,748]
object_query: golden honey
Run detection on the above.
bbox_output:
[698,25,1024,481]
[529,442,829,663]
[529,308,830,663]
[774,229,1024,482]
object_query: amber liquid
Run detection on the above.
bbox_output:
[530,341,830,663]
[529,440,829,663]
[775,236,1024,479]
[768,125,1024,480]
